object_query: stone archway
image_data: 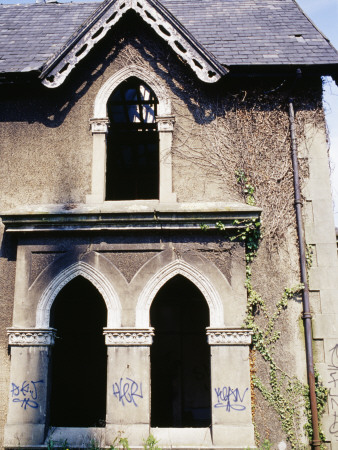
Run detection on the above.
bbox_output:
[36,260,121,328]
[135,259,224,328]
[93,64,172,118]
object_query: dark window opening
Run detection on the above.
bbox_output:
[50,276,107,427]
[150,275,211,428]
[106,77,159,201]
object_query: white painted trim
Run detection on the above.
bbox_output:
[93,64,171,118]
[41,0,225,88]
[36,261,121,328]
[135,259,224,328]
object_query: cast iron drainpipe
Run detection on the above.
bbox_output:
[289,98,321,448]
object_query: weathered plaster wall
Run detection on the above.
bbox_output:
[0,12,334,449]
[300,120,338,446]
[0,14,237,211]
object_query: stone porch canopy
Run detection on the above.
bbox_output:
[0,0,338,86]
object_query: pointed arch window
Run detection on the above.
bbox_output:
[150,275,211,427]
[106,77,159,201]
[50,276,107,427]
[87,66,176,204]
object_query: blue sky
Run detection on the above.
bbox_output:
[1,0,338,225]
[296,0,338,227]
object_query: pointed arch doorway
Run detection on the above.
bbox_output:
[49,276,107,427]
[150,275,211,428]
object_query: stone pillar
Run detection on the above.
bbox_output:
[86,118,109,204]
[156,116,176,203]
[4,328,56,447]
[103,328,154,446]
[206,328,256,448]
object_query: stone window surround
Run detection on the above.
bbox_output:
[34,259,227,330]
[86,65,177,204]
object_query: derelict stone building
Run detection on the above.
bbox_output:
[0,0,338,448]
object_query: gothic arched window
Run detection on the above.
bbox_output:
[150,275,211,428]
[50,276,107,427]
[106,77,159,201]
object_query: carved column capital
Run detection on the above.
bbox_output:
[206,328,253,345]
[90,118,110,134]
[103,328,154,346]
[7,328,56,346]
[156,115,175,132]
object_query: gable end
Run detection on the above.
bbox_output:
[40,0,228,88]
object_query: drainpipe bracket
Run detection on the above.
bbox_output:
[302,312,312,320]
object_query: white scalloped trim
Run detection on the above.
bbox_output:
[42,0,223,88]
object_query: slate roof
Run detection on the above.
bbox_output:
[0,0,338,77]
[0,3,98,72]
[160,0,338,66]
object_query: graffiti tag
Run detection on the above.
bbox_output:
[214,386,248,411]
[11,380,44,410]
[329,344,338,440]
[113,377,143,407]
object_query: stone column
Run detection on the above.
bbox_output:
[103,328,154,446]
[206,328,256,448]
[4,328,56,447]
[86,118,109,204]
[156,116,176,203]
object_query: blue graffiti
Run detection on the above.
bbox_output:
[214,386,248,411]
[11,380,43,410]
[113,377,143,407]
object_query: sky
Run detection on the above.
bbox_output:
[1,0,338,226]
[296,0,338,227]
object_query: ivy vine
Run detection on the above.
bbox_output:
[228,217,327,448]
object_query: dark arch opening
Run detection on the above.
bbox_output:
[49,276,107,427]
[150,275,211,428]
[106,76,159,201]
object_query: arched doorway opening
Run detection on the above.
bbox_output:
[150,275,211,428]
[49,276,107,427]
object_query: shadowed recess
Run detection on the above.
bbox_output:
[150,274,211,428]
[50,276,107,427]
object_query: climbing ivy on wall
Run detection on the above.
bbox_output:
[225,171,328,448]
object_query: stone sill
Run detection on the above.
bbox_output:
[1,202,261,233]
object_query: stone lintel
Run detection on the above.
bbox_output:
[1,202,261,233]
[206,328,253,345]
[7,328,56,346]
[103,328,154,346]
